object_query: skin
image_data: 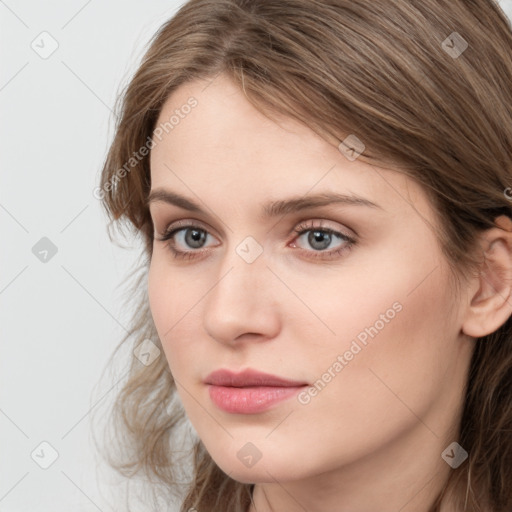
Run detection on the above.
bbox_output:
[147,73,512,512]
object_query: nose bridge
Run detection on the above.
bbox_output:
[203,236,279,343]
[212,234,267,303]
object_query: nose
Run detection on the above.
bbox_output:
[202,247,281,346]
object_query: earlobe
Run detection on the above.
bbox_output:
[462,215,512,339]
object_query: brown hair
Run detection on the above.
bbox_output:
[96,1,512,510]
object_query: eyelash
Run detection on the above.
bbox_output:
[156,220,356,261]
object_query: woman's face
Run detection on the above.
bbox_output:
[147,74,474,488]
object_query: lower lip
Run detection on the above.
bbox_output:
[207,385,306,414]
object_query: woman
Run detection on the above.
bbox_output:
[97,0,512,510]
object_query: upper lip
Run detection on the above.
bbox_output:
[204,368,308,387]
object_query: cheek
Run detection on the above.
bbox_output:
[293,241,458,414]
[278,235,448,363]
[148,259,184,362]
[148,259,172,334]
[307,255,457,434]
[147,256,208,376]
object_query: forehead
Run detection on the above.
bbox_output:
[151,74,336,166]
[149,74,432,222]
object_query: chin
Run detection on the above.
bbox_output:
[209,448,311,484]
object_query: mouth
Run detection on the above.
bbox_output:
[204,368,309,414]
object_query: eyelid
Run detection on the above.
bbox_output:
[157,218,219,239]
[157,217,353,239]
[157,216,352,237]
[292,218,355,237]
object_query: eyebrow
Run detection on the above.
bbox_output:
[147,188,382,218]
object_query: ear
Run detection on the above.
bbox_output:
[462,215,512,338]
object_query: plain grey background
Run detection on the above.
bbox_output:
[1,2,187,511]
[1,1,512,511]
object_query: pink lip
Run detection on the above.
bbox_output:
[204,369,308,414]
